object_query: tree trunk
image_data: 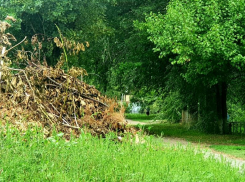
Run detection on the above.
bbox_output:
[215,82,228,134]
[199,83,228,134]
[221,82,229,134]
[207,86,217,133]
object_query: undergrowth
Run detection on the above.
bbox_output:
[0,126,244,181]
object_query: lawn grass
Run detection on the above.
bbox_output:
[135,123,245,160]
[139,123,245,145]
[125,113,158,122]
[209,145,245,159]
[127,115,245,159]
[0,127,244,181]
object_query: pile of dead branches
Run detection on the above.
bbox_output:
[0,61,133,138]
[0,16,135,138]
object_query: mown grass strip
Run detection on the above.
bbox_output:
[140,123,245,145]
[125,113,157,121]
[210,145,245,159]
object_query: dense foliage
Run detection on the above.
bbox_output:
[2,0,245,133]
[143,0,245,133]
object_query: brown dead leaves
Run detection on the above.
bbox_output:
[0,61,135,139]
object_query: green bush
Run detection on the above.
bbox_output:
[228,102,245,122]
[158,92,183,122]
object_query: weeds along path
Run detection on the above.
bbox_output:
[126,119,245,173]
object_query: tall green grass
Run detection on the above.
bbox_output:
[0,127,244,181]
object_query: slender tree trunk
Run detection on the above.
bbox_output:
[215,82,228,134]
[216,83,223,134]
[221,82,229,134]
[206,86,217,133]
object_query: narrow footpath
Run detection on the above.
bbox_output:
[126,119,245,173]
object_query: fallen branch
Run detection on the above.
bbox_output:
[81,94,108,107]
[6,36,27,53]
[63,124,80,130]
[0,68,25,72]
[47,76,62,86]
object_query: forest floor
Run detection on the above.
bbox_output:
[126,119,245,172]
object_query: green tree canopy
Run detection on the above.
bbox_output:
[143,0,245,133]
[0,0,114,92]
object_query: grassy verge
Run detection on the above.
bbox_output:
[0,127,244,181]
[138,123,245,145]
[209,145,245,159]
[136,123,245,159]
[125,113,158,122]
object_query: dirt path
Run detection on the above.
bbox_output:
[126,119,161,125]
[126,119,245,172]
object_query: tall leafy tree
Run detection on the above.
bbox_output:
[104,0,170,94]
[143,0,245,134]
